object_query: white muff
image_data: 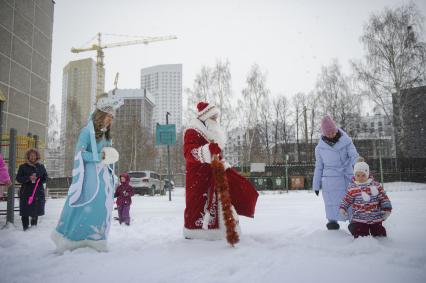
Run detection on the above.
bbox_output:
[102,147,119,164]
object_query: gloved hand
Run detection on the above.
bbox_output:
[209,143,221,155]
[314,190,319,196]
[340,208,348,217]
[382,211,391,221]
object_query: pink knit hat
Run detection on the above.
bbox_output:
[321,115,337,136]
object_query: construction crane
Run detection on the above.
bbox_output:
[71,32,177,99]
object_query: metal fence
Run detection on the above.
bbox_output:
[235,158,426,191]
[1,133,45,171]
[1,130,45,225]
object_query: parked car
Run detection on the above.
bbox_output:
[128,171,164,196]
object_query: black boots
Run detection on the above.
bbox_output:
[348,222,355,235]
[22,217,29,231]
[22,216,38,231]
[30,216,38,227]
[326,221,340,230]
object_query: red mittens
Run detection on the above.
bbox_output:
[209,143,221,155]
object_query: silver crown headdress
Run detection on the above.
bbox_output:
[96,92,124,116]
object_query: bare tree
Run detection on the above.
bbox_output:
[272,97,281,164]
[240,64,270,164]
[316,59,361,130]
[259,97,273,164]
[113,115,156,173]
[292,92,306,162]
[211,59,234,130]
[48,104,60,149]
[352,3,426,158]
[306,92,319,161]
[185,60,234,130]
[185,66,213,122]
[271,96,293,164]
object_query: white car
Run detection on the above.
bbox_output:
[128,171,164,196]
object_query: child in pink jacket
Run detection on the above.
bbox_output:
[0,153,12,199]
[114,173,135,225]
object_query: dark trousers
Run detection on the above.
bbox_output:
[118,205,131,225]
[22,216,38,230]
[351,222,387,238]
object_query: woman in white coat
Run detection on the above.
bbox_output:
[312,115,359,230]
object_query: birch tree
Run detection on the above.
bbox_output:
[48,104,60,149]
[352,3,426,158]
[241,64,270,164]
[211,59,234,130]
[316,59,361,130]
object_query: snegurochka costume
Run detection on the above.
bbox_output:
[52,93,123,252]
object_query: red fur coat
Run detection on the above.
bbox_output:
[183,119,258,239]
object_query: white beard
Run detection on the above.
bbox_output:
[205,118,227,149]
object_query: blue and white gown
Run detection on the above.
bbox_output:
[52,120,117,252]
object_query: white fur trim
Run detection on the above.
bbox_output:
[183,203,241,240]
[201,144,212,163]
[183,226,225,240]
[202,212,211,230]
[51,230,108,254]
[68,151,85,205]
[222,160,231,170]
[198,105,220,121]
[68,152,101,208]
[185,118,219,144]
[190,144,212,164]
[102,165,115,238]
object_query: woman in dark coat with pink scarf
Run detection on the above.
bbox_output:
[114,173,135,225]
[16,148,48,230]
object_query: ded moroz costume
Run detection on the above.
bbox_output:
[183,102,259,240]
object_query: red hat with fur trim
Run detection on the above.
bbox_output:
[197,101,220,121]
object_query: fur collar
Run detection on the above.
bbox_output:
[185,118,217,143]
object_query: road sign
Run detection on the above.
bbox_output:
[156,124,176,145]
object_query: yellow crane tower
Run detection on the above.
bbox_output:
[71,32,177,99]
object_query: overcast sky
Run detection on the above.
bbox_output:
[50,0,426,114]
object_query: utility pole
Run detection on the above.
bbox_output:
[285,154,289,193]
[303,106,308,162]
[166,112,172,201]
[6,128,17,226]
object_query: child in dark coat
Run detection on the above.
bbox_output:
[340,161,392,238]
[114,173,135,225]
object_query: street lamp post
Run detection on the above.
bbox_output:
[166,112,172,201]
[378,135,384,188]
[285,154,289,193]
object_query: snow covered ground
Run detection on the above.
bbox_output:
[1,182,426,283]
